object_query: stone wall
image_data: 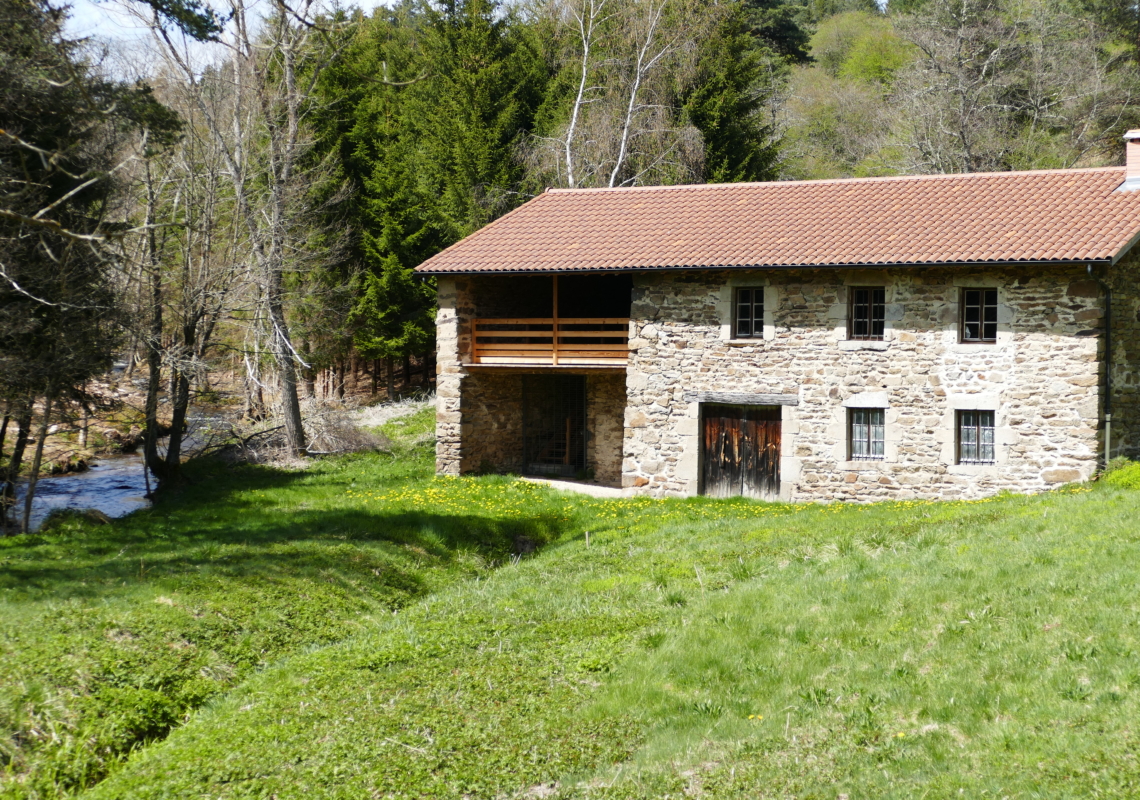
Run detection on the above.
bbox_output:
[462,371,526,473]
[434,277,469,475]
[434,277,627,486]
[622,266,1105,500]
[586,373,626,486]
[1109,250,1140,460]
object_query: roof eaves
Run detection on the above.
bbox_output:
[416,257,1114,276]
[1111,223,1140,264]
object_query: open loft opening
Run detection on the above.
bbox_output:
[467,274,633,367]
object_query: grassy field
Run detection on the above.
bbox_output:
[4,409,1140,798]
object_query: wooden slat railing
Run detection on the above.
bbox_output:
[470,317,629,366]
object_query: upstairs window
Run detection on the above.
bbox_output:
[849,287,885,340]
[957,410,996,465]
[849,408,886,461]
[961,288,998,343]
[734,288,764,338]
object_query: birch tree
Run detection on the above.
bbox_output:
[527,0,776,188]
[147,0,348,455]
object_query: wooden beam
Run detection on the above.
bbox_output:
[552,276,559,366]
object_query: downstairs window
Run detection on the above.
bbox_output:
[957,410,996,465]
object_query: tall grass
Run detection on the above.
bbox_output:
[6,416,1140,798]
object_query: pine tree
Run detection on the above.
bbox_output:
[685,4,783,183]
[412,0,546,236]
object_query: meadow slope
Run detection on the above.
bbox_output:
[4,408,1139,798]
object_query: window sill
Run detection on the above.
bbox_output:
[947,463,1001,476]
[723,339,768,346]
[947,342,1005,355]
[842,460,888,470]
[839,340,890,351]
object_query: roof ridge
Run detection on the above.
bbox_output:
[543,166,1124,194]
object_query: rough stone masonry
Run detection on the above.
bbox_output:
[436,257,1139,501]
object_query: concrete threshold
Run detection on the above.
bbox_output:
[520,477,626,498]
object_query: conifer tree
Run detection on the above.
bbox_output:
[685,4,783,182]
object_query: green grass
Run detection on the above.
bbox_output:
[0,408,555,797]
[5,417,1140,798]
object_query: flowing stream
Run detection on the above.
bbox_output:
[13,453,151,531]
[11,408,233,532]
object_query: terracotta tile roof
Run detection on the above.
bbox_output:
[415,167,1140,274]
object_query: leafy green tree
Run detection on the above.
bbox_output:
[1076,0,1140,61]
[321,0,546,395]
[0,0,148,528]
[348,257,435,398]
[412,0,547,236]
[744,0,814,62]
[685,4,783,182]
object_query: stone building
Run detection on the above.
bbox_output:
[417,147,1140,501]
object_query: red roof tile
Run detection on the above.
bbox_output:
[415,167,1140,274]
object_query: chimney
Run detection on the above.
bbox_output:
[1125,130,1140,181]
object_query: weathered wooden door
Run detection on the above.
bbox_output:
[701,404,781,499]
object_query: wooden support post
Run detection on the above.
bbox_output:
[471,318,479,364]
[564,416,571,464]
[552,275,559,366]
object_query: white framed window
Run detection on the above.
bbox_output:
[849,408,885,461]
[734,287,764,338]
[957,410,996,464]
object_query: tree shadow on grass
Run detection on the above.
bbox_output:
[0,458,577,603]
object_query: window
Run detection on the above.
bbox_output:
[960,288,998,343]
[957,410,996,465]
[849,287,885,340]
[734,287,764,338]
[849,408,885,461]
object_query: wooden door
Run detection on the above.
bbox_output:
[701,404,781,499]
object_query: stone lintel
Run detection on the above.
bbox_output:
[684,391,799,406]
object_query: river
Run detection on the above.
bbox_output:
[10,409,231,532]
[13,453,151,531]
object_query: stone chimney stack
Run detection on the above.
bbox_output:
[1125,130,1140,182]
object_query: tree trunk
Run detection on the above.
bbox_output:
[143,265,167,483]
[21,393,54,534]
[143,157,169,485]
[403,354,412,389]
[78,406,88,450]
[1,402,32,535]
[266,282,305,454]
[165,367,191,474]
[302,339,316,399]
[0,411,9,460]
[386,358,396,401]
[371,358,378,395]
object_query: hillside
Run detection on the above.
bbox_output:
[2,410,1139,798]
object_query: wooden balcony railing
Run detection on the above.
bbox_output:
[470,318,629,366]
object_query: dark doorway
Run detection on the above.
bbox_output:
[701,404,781,499]
[523,375,587,477]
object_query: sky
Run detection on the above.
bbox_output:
[63,0,389,47]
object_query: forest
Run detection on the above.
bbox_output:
[1,0,1139,527]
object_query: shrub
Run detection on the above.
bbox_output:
[1105,459,1140,489]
